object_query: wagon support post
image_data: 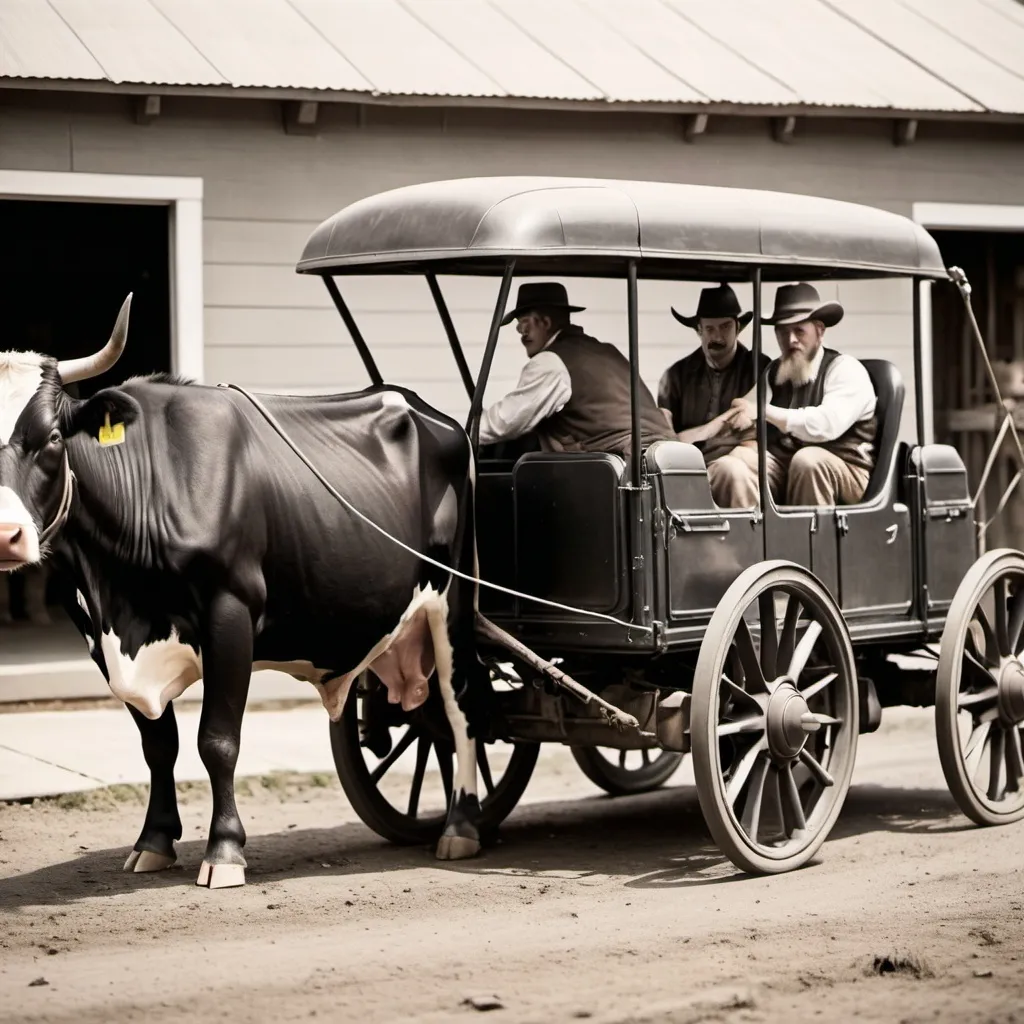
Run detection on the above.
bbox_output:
[626,259,655,633]
[427,272,476,401]
[752,267,768,529]
[467,259,516,447]
[913,279,926,447]
[322,275,383,387]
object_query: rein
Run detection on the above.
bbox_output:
[38,450,75,548]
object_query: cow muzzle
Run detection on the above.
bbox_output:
[0,523,33,569]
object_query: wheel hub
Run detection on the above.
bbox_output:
[766,679,817,759]
[997,658,1024,725]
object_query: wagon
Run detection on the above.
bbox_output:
[295,177,1024,874]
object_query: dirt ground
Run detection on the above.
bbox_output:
[1,707,1022,1024]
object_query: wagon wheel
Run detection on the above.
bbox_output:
[570,746,683,796]
[936,549,1024,826]
[691,561,859,874]
[330,673,540,846]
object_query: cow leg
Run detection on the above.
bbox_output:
[124,702,181,872]
[425,598,480,861]
[196,592,253,889]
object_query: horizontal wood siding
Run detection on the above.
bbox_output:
[3,96,1023,441]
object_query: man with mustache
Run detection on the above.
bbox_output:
[478,282,674,457]
[657,283,770,507]
[727,283,878,507]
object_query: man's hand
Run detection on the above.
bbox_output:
[727,398,754,433]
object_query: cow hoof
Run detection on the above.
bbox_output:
[435,834,481,861]
[196,861,246,889]
[124,848,176,873]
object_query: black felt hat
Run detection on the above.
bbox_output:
[763,282,844,327]
[500,282,586,326]
[671,283,753,330]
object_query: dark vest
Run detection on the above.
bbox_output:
[539,326,675,457]
[768,348,877,470]
[658,342,769,457]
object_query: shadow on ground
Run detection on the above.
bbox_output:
[0,779,970,909]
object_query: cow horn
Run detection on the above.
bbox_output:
[57,293,132,384]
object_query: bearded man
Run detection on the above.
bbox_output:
[657,283,769,507]
[726,283,877,507]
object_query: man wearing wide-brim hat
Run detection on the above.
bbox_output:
[478,282,674,457]
[657,283,770,508]
[726,283,878,506]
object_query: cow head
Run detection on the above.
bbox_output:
[0,295,137,570]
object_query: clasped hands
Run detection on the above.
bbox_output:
[706,398,755,439]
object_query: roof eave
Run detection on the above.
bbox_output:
[1,77,1019,123]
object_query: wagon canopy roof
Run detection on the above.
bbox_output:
[296,177,947,281]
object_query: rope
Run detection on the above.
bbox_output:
[217,383,654,636]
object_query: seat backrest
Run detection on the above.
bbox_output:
[859,358,905,504]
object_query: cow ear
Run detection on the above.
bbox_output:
[62,388,142,441]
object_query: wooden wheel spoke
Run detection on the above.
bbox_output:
[963,646,996,682]
[994,578,1010,657]
[758,591,779,679]
[618,749,628,770]
[777,594,801,679]
[957,685,999,710]
[988,728,1007,801]
[725,738,766,805]
[779,763,807,835]
[718,715,766,737]
[435,743,455,807]
[406,735,431,817]
[788,620,823,683]
[722,674,762,709]
[974,606,1000,666]
[641,748,652,767]
[733,619,767,692]
[738,755,770,839]
[963,721,992,782]
[799,748,835,788]
[799,671,838,702]
[1009,588,1024,656]
[1006,729,1024,792]
[477,743,495,797]
[369,725,418,784]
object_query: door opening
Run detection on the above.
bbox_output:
[930,229,1024,551]
[0,198,171,698]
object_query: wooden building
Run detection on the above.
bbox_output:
[1,0,1023,698]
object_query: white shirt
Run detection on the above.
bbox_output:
[478,330,572,445]
[767,347,876,443]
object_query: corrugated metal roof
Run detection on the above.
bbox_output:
[580,0,799,106]
[900,0,1024,83]
[48,0,225,86]
[670,0,980,111]
[0,0,1021,115]
[0,0,105,80]
[830,0,1024,114]
[293,0,501,97]
[490,0,706,103]
[149,0,372,91]
[404,0,601,101]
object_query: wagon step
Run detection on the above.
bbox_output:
[475,612,653,736]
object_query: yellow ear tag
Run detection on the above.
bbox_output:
[98,412,125,447]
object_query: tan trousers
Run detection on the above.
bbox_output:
[707,443,869,508]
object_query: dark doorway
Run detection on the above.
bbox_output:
[930,229,1024,550]
[0,199,171,397]
[0,198,171,668]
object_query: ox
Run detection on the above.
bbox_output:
[0,295,490,887]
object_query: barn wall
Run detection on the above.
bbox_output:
[3,93,1024,440]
